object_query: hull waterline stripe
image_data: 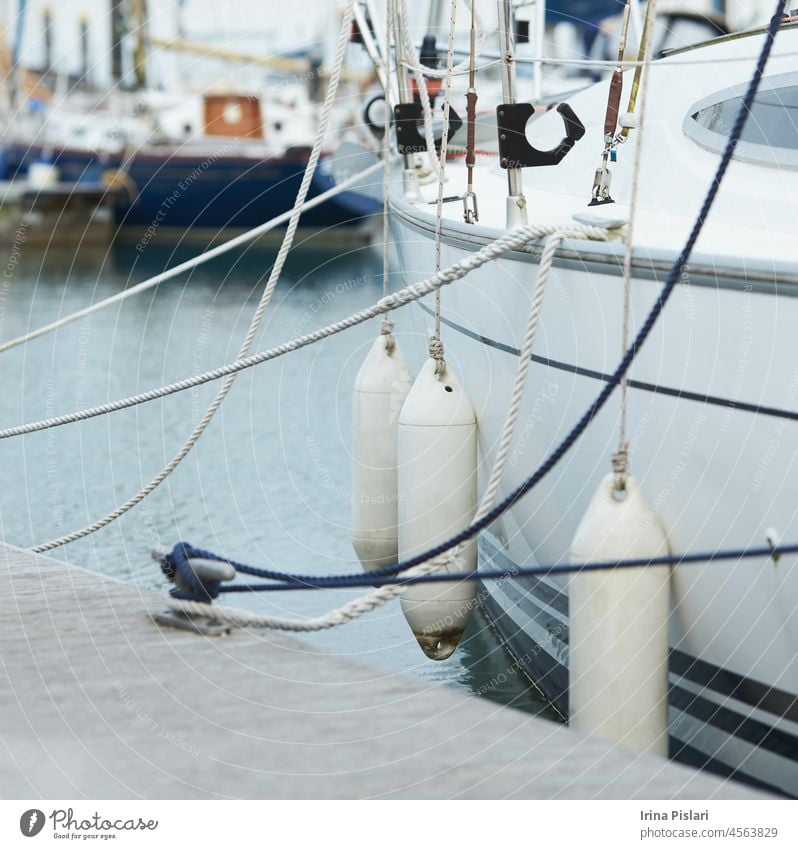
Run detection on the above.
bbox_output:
[477,539,568,617]
[670,649,798,725]
[669,685,798,761]
[670,741,791,798]
[418,301,798,422]
[478,535,798,725]
[479,575,798,793]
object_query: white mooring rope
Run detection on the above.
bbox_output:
[615,0,658,490]
[380,0,396,343]
[429,0,459,373]
[166,228,599,630]
[0,160,383,357]
[32,0,358,552]
[6,224,608,446]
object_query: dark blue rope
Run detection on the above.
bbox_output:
[164,542,313,584]
[159,542,222,601]
[160,1,788,602]
[166,541,798,595]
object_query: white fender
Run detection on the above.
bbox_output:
[398,358,477,660]
[569,473,670,756]
[351,334,414,570]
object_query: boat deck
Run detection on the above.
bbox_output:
[0,543,771,799]
[408,24,798,270]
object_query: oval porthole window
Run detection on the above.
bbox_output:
[684,72,798,169]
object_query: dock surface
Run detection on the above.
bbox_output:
[0,543,770,799]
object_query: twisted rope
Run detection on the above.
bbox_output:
[429,0,459,374]
[166,552,459,631]
[0,161,383,357]
[427,335,445,367]
[168,541,798,597]
[380,0,395,347]
[3,225,606,446]
[611,449,629,492]
[164,230,569,628]
[616,0,658,489]
[475,232,561,519]
[32,0,358,552]
[163,0,787,598]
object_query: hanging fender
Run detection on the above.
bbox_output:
[496,101,585,169]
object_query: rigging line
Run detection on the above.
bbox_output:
[1,225,607,441]
[590,0,631,205]
[399,57,500,77]
[618,0,656,143]
[434,45,798,69]
[165,230,574,623]
[462,0,477,224]
[381,0,394,338]
[352,0,393,104]
[206,541,798,593]
[0,160,383,356]
[352,0,790,582]
[181,0,789,591]
[604,1,632,145]
[430,0,459,366]
[397,0,441,177]
[32,0,359,553]
[423,302,798,422]
[402,0,487,79]
[617,0,658,487]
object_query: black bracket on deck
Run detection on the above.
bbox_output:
[496,102,585,169]
[394,102,463,155]
[152,609,233,636]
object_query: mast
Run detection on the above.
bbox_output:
[463,0,478,223]
[419,0,445,101]
[42,5,52,74]
[10,0,27,106]
[393,0,422,201]
[130,0,148,89]
[497,0,527,226]
[426,0,445,36]
[176,0,187,40]
[79,13,90,86]
[110,1,124,83]
[354,1,393,106]
[532,0,545,104]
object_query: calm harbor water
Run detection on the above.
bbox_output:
[0,231,555,718]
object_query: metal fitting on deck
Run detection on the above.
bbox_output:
[151,546,237,636]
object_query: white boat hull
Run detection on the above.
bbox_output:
[391,199,798,796]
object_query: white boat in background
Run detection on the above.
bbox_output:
[0,1,380,239]
[386,11,798,796]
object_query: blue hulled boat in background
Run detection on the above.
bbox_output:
[0,0,380,244]
[2,87,380,243]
